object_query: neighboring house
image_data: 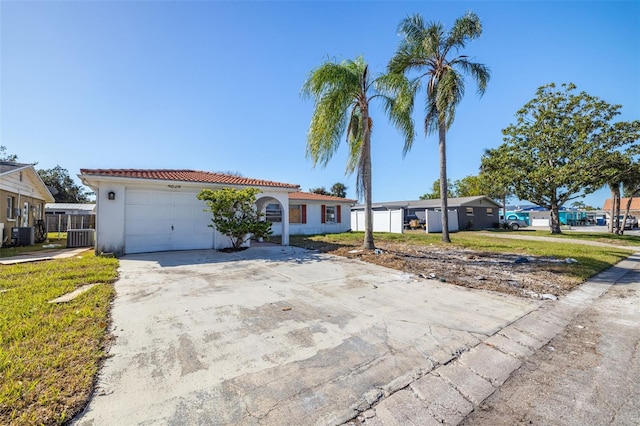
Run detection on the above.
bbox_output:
[78,169,300,255]
[267,192,356,237]
[603,198,640,218]
[0,162,54,244]
[351,196,502,232]
[45,203,96,215]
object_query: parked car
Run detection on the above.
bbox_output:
[606,214,638,229]
[499,214,528,230]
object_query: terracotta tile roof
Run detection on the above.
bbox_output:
[289,191,356,203]
[603,198,640,211]
[79,169,299,189]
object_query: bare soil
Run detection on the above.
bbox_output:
[312,242,580,300]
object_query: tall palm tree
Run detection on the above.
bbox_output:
[302,56,415,249]
[389,12,490,242]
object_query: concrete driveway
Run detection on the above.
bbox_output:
[75,246,540,425]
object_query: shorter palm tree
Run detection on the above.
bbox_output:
[302,56,415,249]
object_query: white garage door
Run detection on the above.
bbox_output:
[124,189,215,254]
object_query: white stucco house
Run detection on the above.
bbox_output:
[267,192,356,236]
[79,169,300,255]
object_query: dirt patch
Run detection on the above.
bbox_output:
[310,242,580,300]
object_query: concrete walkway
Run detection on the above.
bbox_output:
[0,247,91,265]
[477,231,640,251]
[72,246,639,425]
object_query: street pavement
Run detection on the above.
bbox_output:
[460,254,640,425]
[72,246,639,425]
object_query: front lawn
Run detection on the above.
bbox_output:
[496,229,640,247]
[0,253,118,425]
[0,234,67,258]
[287,231,633,283]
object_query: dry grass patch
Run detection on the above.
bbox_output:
[0,253,118,425]
[285,232,633,298]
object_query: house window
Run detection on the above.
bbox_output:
[466,207,474,216]
[321,205,341,224]
[486,208,494,216]
[289,204,307,224]
[265,203,282,222]
[7,196,15,219]
[326,206,336,223]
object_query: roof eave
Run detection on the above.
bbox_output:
[78,173,299,192]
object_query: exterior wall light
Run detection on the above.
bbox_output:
[108,191,116,200]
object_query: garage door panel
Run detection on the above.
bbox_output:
[126,204,152,221]
[172,233,213,250]
[126,190,152,204]
[127,219,152,234]
[152,192,172,204]
[125,189,215,254]
[173,193,200,206]
[152,206,173,220]
[151,219,173,234]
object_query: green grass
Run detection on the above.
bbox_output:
[0,252,118,425]
[287,231,634,282]
[490,229,640,246]
[0,234,68,258]
[47,232,68,241]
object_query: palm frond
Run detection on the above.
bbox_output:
[437,69,465,129]
[376,72,417,156]
[346,107,362,175]
[454,58,490,96]
[302,60,362,167]
[424,94,439,135]
[389,12,490,141]
[446,11,482,51]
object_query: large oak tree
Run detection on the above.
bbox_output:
[482,83,640,234]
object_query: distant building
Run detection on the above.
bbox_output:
[45,203,96,215]
[352,196,502,232]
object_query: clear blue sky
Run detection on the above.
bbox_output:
[2,1,638,208]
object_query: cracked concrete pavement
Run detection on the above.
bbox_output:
[460,254,640,426]
[73,246,639,425]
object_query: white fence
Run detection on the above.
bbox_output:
[351,209,404,234]
[351,208,461,234]
[425,210,459,233]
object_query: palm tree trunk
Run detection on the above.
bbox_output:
[439,121,451,243]
[362,111,375,250]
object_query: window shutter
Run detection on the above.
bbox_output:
[337,205,341,223]
[321,204,326,223]
[302,205,307,224]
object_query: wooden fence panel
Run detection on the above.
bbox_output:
[45,214,96,232]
